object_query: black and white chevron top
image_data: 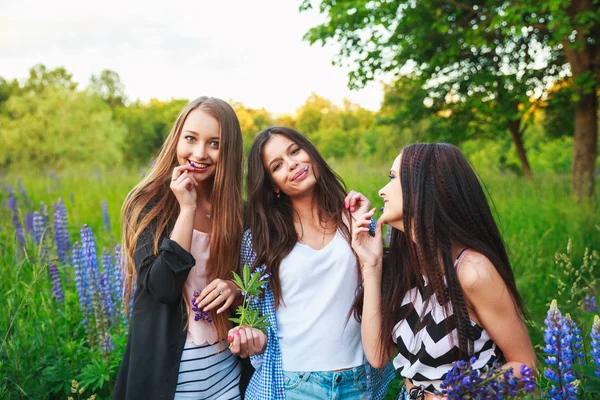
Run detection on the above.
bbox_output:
[391,249,502,393]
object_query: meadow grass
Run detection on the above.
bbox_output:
[0,164,598,398]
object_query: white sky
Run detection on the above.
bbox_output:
[0,0,387,114]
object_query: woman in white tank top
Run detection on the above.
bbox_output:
[229,126,395,400]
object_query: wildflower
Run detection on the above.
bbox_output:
[17,177,32,210]
[53,198,71,264]
[8,187,25,247]
[49,262,64,302]
[112,244,123,306]
[24,212,34,234]
[101,248,116,322]
[73,242,91,327]
[191,290,213,323]
[543,300,578,400]
[102,332,115,354]
[584,294,597,313]
[101,200,111,232]
[591,315,600,377]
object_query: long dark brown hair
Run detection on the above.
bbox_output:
[378,143,527,361]
[121,96,244,342]
[246,126,355,309]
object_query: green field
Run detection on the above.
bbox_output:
[1,165,599,399]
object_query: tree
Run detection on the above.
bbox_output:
[505,0,599,198]
[23,64,77,93]
[0,86,124,169]
[0,76,21,111]
[301,1,570,180]
[301,0,600,196]
[88,69,126,108]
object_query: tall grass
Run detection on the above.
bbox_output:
[0,165,598,398]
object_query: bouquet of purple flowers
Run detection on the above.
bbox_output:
[437,357,536,399]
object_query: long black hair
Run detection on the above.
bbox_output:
[246,126,356,309]
[379,143,527,360]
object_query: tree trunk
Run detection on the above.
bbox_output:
[508,118,533,180]
[563,0,598,200]
[571,86,598,199]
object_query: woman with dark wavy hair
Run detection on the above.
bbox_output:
[352,143,537,400]
[230,126,394,400]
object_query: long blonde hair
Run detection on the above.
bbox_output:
[121,96,244,342]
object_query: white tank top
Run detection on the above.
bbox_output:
[276,230,364,371]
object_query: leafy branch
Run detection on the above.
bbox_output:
[229,264,271,333]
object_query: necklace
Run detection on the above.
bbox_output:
[205,212,212,219]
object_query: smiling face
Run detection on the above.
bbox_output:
[262,134,317,199]
[176,108,220,183]
[379,154,404,230]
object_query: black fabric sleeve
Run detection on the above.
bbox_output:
[133,228,196,304]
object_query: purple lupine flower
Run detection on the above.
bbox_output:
[17,177,32,211]
[520,364,537,392]
[101,248,116,323]
[102,332,114,354]
[112,244,124,309]
[438,357,533,399]
[32,211,45,244]
[24,212,34,234]
[72,242,91,328]
[566,314,585,364]
[585,295,597,313]
[8,187,25,247]
[39,202,51,237]
[33,211,49,263]
[591,315,600,377]
[191,290,213,323]
[48,262,64,302]
[101,200,111,232]
[53,198,71,264]
[81,225,112,348]
[543,300,578,400]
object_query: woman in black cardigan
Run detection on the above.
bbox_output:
[113,96,255,400]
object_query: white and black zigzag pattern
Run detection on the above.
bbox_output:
[392,279,502,393]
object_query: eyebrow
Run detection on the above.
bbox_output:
[182,130,219,141]
[267,143,296,168]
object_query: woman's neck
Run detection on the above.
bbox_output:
[195,180,213,213]
[290,192,322,228]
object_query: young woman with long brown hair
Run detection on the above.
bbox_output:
[231,126,394,400]
[113,96,245,400]
[352,143,537,399]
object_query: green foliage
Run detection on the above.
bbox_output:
[114,98,187,163]
[88,70,126,109]
[229,264,270,333]
[0,86,125,169]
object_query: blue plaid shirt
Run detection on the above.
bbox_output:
[240,229,395,400]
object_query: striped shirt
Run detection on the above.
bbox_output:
[392,249,502,393]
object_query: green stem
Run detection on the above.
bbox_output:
[238,295,248,328]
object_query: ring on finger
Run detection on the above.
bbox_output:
[218,289,223,296]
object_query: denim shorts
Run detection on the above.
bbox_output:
[283,365,367,400]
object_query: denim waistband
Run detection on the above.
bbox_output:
[283,364,365,385]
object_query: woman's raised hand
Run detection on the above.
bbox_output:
[170,165,198,210]
[351,207,383,275]
[344,190,372,218]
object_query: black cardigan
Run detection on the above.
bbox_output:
[112,228,252,400]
